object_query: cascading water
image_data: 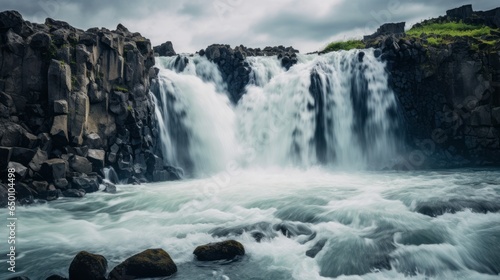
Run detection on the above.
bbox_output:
[153,50,401,173]
[7,50,500,280]
[152,55,238,175]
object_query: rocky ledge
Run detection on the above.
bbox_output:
[0,11,181,207]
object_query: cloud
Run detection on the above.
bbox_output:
[0,0,498,53]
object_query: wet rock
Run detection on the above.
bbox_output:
[62,189,86,198]
[210,222,276,242]
[414,199,500,217]
[70,176,99,193]
[68,251,107,280]
[273,221,314,238]
[193,240,245,261]
[7,277,31,280]
[14,182,35,205]
[306,239,327,258]
[103,181,116,193]
[109,249,177,279]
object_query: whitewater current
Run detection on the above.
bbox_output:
[153,50,401,175]
[2,51,499,280]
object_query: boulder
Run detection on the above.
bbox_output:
[69,155,93,174]
[0,10,23,33]
[109,249,177,279]
[84,133,102,149]
[87,149,105,173]
[54,178,69,189]
[50,115,69,146]
[28,149,48,172]
[8,161,28,179]
[54,100,69,115]
[10,147,35,166]
[68,251,107,280]
[193,240,245,261]
[62,189,86,198]
[70,176,99,193]
[40,159,67,182]
[103,181,116,193]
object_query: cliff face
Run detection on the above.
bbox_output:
[0,11,178,205]
[373,6,500,168]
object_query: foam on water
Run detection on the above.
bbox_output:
[4,169,500,279]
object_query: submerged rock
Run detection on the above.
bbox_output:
[108,248,177,279]
[193,240,245,261]
[68,251,107,280]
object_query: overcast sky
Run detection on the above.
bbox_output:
[1,0,498,53]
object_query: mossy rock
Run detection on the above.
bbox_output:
[109,248,177,279]
[193,240,245,261]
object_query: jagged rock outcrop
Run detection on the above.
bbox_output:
[153,41,176,56]
[0,11,179,205]
[368,5,500,168]
[198,44,299,103]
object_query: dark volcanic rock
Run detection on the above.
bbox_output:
[154,41,176,56]
[109,248,177,279]
[199,44,299,103]
[68,251,107,280]
[40,159,67,182]
[0,9,175,192]
[193,240,245,261]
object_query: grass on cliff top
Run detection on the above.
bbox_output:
[407,21,492,37]
[407,21,498,47]
[322,40,365,53]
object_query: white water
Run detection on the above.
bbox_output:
[5,51,499,280]
[4,169,500,279]
[155,50,400,174]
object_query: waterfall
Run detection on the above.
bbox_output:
[153,55,238,176]
[153,50,401,175]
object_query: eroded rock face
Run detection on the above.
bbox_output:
[0,11,178,205]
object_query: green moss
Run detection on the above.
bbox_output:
[114,85,129,93]
[406,21,499,48]
[322,40,366,53]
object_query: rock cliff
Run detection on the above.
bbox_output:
[366,5,500,168]
[0,11,179,205]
